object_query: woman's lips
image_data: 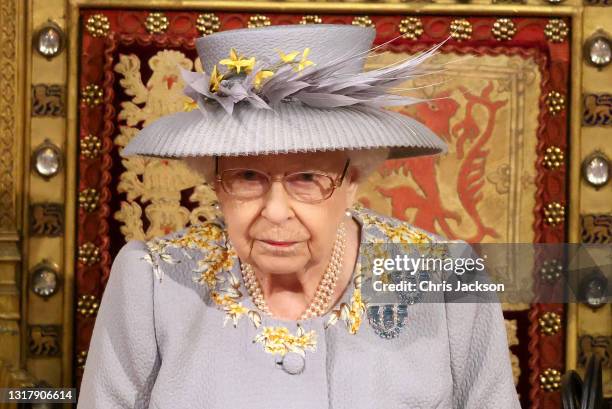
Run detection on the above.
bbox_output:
[261,240,297,247]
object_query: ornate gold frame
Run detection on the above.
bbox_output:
[5,0,609,397]
[0,0,27,391]
[67,0,585,382]
[63,0,582,388]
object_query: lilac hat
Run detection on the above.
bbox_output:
[122,24,447,160]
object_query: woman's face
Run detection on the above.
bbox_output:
[215,151,358,276]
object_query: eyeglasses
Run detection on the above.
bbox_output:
[214,157,350,203]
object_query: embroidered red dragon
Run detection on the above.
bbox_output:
[361,82,508,243]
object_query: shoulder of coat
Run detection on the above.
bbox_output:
[353,205,447,244]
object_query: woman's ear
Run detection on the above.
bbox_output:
[345,168,360,208]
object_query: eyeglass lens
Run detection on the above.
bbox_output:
[221,169,336,202]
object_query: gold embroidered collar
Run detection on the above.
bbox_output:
[141,205,434,358]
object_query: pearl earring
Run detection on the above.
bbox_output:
[345,208,352,217]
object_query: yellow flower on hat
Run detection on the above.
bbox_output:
[209,65,223,92]
[219,48,255,74]
[276,49,300,64]
[294,48,314,72]
[277,48,314,72]
[253,70,274,90]
[183,98,198,112]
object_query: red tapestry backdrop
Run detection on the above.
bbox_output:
[77,10,570,408]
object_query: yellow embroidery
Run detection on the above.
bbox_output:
[346,288,366,334]
[171,223,224,248]
[325,275,366,334]
[253,325,317,357]
[223,301,250,328]
[355,208,450,259]
[140,207,441,358]
[195,245,237,287]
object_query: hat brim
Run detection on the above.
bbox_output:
[121,103,447,160]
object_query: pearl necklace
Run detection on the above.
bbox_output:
[240,222,347,321]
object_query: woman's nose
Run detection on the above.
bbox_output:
[260,180,294,223]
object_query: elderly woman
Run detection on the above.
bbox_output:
[78,24,520,408]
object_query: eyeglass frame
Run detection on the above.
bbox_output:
[214,156,351,203]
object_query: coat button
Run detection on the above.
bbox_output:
[277,352,305,375]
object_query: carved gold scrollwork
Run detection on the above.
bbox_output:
[0,0,17,230]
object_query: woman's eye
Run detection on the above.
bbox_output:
[295,173,316,182]
[240,170,260,181]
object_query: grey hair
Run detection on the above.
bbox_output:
[345,148,390,182]
[182,148,390,184]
